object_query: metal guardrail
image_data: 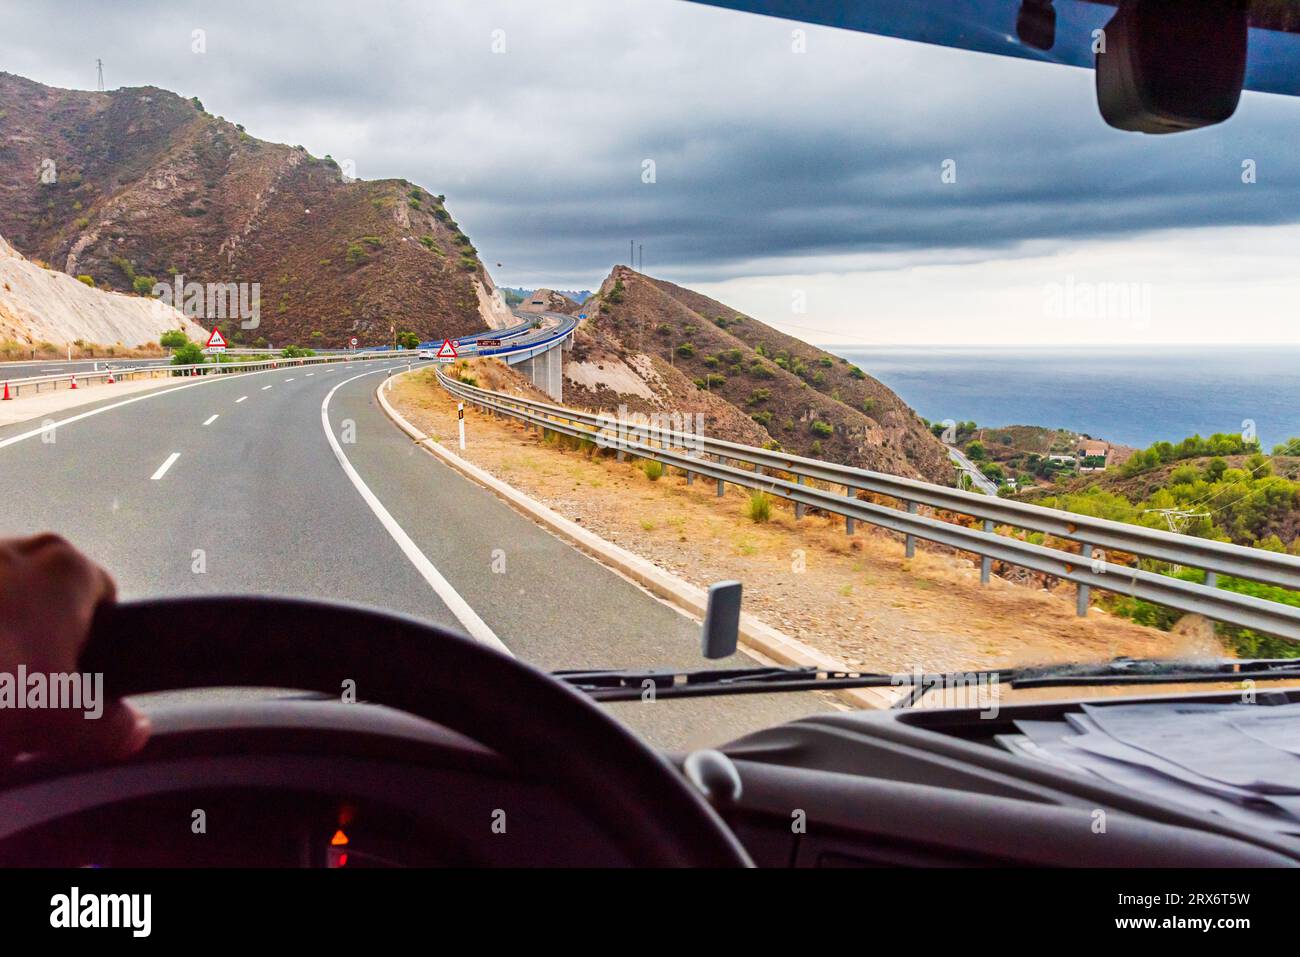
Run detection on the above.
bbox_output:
[1,352,396,399]
[437,370,1300,642]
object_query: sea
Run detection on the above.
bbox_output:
[827,345,1300,450]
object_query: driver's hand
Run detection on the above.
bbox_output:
[0,534,149,763]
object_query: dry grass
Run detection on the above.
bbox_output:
[0,338,167,361]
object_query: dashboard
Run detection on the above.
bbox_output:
[1,691,1297,867]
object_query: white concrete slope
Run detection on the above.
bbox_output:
[0,233,206,347]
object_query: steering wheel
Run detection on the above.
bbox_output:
[72,596,751,867]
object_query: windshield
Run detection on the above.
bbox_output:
[2,0,1298,751]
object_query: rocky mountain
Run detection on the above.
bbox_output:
[0,233,204,350]
[0,72,505,348]
[517,288,581,314]
[563,266,953,483]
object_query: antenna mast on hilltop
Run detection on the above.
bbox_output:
[96,59,104,92]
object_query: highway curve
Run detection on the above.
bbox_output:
[0,358,833,748]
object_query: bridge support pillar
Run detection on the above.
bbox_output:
[515,343,565,402]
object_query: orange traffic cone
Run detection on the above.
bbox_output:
[1,381,10,400]
[70,374,78,390]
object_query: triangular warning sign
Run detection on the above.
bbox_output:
[206,328,228,349]
[436,338,458,359]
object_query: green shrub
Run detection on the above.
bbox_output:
[810,420,834,438]
[641,460,665,481]
[848,365,866,379]
[132,275,156,295]
[76,274,95,287]
[159,330,189,348]
[171,342,204,365]
[675,343,696,358]
[745,491,772,523]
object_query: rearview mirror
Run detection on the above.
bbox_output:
[701,581,742,660]
[1096,0,1247,133]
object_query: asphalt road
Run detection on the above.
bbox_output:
[947,445,1000,495]
[0,358,832,749]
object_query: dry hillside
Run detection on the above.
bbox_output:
[0,71,506,348]
[566,266,952,482]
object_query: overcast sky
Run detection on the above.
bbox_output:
[5,0,1300,344]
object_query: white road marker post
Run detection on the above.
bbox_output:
[458,402,466,450]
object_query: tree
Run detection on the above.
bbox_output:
[396,331,419,350]
[966,440,987,461]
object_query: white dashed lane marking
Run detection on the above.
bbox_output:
[150,452,181,481]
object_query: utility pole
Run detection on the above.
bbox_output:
[638,243,643,272]
[1141,508,1210,573]
[96,59,104,92]
[629,240,634,267]
[1142,507,1210,534]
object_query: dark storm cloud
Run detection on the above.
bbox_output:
[5,0,1300,287]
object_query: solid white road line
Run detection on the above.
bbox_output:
[321,370,511,656]
[236,396,248,403]
[150,452,181,481]
[202,414,219,426]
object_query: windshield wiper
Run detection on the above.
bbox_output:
[553,657,1300,704]
[552,664,1010,703]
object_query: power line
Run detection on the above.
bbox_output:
[1175,434,1300,515]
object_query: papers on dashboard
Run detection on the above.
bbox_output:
[995,701,1300,833]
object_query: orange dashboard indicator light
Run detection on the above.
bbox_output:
[330,829,349,846]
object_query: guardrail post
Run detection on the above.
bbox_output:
[794,475,805,520]
[1077,543,1092,616]
[904,501,917,558]
[980,519,993,584]
[1204,570,1218,589]
[845,487,856,535]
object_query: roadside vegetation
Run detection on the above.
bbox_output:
[1014,431,1300,656]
